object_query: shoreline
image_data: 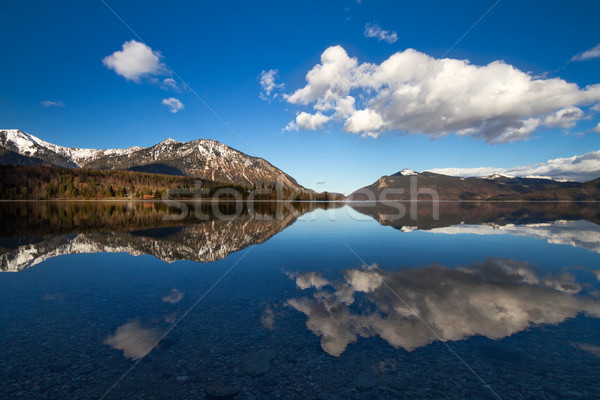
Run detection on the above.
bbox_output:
[0,199,598,203]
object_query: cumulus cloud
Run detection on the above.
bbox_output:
[103,40,166,82]
[103,319,162,360]
[593,123,600,133]
[571,43,600,62]
[161,97,184,113]
[429,148,600,182]
[284,46,600,143]
[162,288,184,304]
[41,100,64,108]
[286,259,600,356]
[284,111,330,131]
[161,77,179,91]
[364,23,398,43]
[259,69,285,100]
[343,108,384,137]
[542,106,584,129]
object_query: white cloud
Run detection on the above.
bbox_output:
[593,122,600,133]
[571,43,600,62]
[285,46,357,109]
[364,23,398,44]
[161,77,179,91]
[161,97,184,113]
[285,45,600,143]
[429,148,600,182]
[259,69,285,100]
[542,106,584,129]
[285,111,330,131]
[343,109,384,137]
[41,100,64,108]
[103,40,166,82]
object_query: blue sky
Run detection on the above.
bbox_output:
[1,0,599,194]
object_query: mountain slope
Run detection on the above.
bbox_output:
[0,130,304,190]
[0,147,49,166]
[349,169,584,201]
[515,177,600,201]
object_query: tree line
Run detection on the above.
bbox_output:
[0,165,343,201]
[0,165,198,200]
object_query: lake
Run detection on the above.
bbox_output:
[2,201,600,399]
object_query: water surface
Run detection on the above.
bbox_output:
[1,201,600,399]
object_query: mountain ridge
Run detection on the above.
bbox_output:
[349,169,598,201]
[0,129,303,191]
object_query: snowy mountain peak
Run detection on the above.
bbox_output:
[399,169,418,176]
[1,129,49,154]
[1,129,305,191]
[160,137,181,145]
[0,129,147,167]
[483,173,513,180]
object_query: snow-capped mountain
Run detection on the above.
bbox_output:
[483,173,515,180]
[0,129,142,167]
[397,168,418,176]
[0,129,304,190]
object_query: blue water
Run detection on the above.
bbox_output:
[1,202,600,399]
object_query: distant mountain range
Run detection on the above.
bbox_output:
[2,130,599,200]
[0,129,303,191]
[350,169,600,201]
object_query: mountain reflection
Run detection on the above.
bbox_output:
[350,201,600,228]
[3,201,600,272]
[0,201,339,272]
[427,220,600,253]
[286,258,600,356]
[350,201,600,253]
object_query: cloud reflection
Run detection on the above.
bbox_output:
[286,259,600,356]
[427,220,600,254]
[103,319,162,360]
[162,288,184,304]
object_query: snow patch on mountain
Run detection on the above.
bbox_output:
[522,175,575,182]
[1,129,304,191]
[399,169,418,176]
[482,173,515,180]
[0,129,143,167]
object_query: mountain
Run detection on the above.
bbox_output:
[349,170,587,201]
[0,129,303,191]
[517,177,600,201]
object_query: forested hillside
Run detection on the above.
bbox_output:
[0,165,336,200]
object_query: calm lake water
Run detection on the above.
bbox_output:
[2,201,600,399]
